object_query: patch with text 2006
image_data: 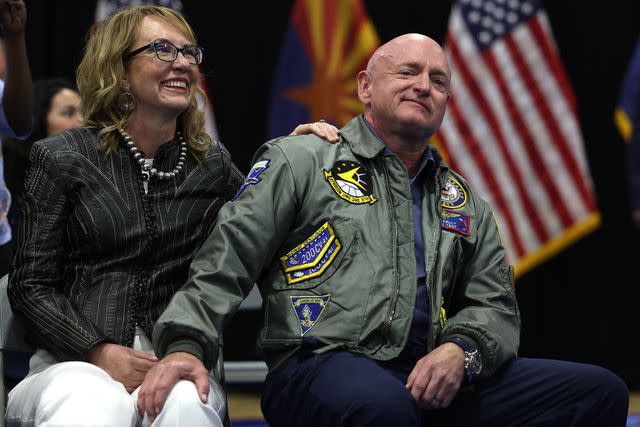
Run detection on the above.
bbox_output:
[280,221,341,284]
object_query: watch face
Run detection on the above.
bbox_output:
[465,349,482,375]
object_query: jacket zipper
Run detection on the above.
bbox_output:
[380,158,401,341]
[426,170,444,352]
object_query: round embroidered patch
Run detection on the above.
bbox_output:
[440,177,467,209]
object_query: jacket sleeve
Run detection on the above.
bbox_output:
[8,141,113,361]
[440,199,520,379]
[153,141,297,370]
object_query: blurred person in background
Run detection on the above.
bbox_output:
[0,0,32,277]
[3,78,81,235]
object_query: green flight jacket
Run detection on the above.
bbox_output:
[154,116,520,381]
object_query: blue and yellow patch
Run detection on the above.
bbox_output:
[290,295,331,336]
[324,160,377,205]
[280,221,341,284]
[441,209,471,236]
[233,159,270,200]
[440,177,467,210]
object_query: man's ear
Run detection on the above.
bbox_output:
[357,70,371,104]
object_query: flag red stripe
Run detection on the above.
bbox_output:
[447,36,548,243]
[529,16,578,117]
[504,35,588,224]
[445,89,526,256]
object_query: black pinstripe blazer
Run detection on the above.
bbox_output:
[7,127,244,362]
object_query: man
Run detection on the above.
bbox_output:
[140,34,629,426]
[0,0,32,277]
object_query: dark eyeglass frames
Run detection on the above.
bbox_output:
[125,40,204,65]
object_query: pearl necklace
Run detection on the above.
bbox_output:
[119,129,187,180]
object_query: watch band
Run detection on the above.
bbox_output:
[445,336,482,382]
[446,336,474,353]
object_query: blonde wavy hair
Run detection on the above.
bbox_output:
[76,5,211,158]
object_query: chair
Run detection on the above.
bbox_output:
[0,274,245,427]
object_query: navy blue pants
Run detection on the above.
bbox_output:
[261,349,629,426]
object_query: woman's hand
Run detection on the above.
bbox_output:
[290,120,341,143]
[88,342,158,393]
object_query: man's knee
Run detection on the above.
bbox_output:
[583,365,629,420]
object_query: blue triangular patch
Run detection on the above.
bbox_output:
[290,295,331,336]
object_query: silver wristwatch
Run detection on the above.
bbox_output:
[447,336,483,382]
[463,348,482,382]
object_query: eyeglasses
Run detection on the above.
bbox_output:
[125,40,204,65]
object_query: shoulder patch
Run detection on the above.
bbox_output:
[280,221,341,284]
[440,177,467,210]
[232,159,270,200]
[290,295,331,336]
[324,160,377,205]
[441,209,471,236]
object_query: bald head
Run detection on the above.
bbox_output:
[366,33,450,78]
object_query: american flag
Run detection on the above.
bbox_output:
[434,0,599,277]
[95,0,219,140]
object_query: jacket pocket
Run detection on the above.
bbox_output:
[260,219,373,344]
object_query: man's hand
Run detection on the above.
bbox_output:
[405,342,466,410]
[290,120,341,142]
[137,352,209,419]
[88,343,158,393]
[0,0,27,36]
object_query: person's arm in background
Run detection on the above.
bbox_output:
[0,0,32,137]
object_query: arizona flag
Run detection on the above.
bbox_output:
[267,0,379,138]
[95,0,219,140]
[435,0,599,277]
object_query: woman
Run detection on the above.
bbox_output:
[4,78,82,232]
[6,5,337,427]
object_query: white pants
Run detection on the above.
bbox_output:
[5,329,226,427]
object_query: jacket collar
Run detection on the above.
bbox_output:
[340,115,386,159]
[340,115,449,177]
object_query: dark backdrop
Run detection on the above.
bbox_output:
[22,0,640,388]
